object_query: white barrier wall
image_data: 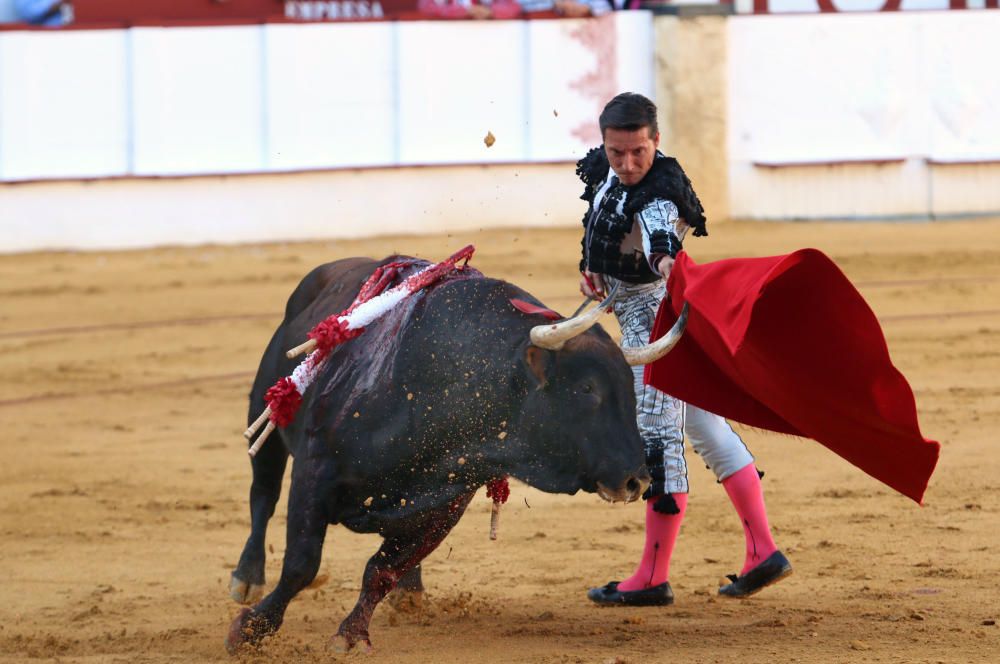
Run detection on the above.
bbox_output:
[0,14,653,252]
[265,23,398,170]
[0,14,653,182]
[0,164,584,252]
[0,29,130,180]
[727,11,1000,219]
[4,11,1000,253]
[131,26,267,175]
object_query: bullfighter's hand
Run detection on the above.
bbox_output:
[657,256,675,282]
[674,217,690,242]
[580,270,606,300]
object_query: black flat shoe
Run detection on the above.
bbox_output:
[587,581,674,606]
[718,550,793,598]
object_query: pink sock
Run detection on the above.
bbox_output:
[722,464,779,575]
[616,493,688,591]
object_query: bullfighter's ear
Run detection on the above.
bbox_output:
[524,345,554,390]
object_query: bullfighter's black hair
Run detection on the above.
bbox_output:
[599,92,659,138]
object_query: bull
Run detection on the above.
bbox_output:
[225,255,687,652]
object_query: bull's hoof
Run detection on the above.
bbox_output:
[386,588,423,614]
[225,608,255,655]
[229,574,265,605]
[225,607,274,655]
[331,633,374,654]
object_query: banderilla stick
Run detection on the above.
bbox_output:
[286,339,317,359]
[244,406,272,440]
[248,422,275,457]
[489,502,501,541]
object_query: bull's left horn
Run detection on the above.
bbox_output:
[529,300,605,350]
[529,283,620,351]
[621,303,690,366]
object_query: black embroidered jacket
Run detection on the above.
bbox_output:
[577,146,707,283]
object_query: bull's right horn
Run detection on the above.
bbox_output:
[530,283,620,351]
[621,303,690,366]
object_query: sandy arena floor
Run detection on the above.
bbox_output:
[1,219,998,663]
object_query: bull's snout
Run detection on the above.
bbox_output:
[596,471,651,504]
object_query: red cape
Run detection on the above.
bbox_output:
[645,249,939,504]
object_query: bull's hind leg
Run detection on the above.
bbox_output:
[334,492,474,652]
[397,564,424,593]
[230,431,289,604]
[386,564,424,612]
[225,459,328,654]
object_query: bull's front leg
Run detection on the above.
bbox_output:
[231,431,289,604]
[225,458,331,654]
[334,492,474,652]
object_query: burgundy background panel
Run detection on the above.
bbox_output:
[72,0,420,25]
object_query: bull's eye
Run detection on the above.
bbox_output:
[578,383,601,408]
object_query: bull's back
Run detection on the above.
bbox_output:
[248,257,550,459]
[248,257,382,431]
[283,257,380,332]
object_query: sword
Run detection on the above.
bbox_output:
[570,280,620,318]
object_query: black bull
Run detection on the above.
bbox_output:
[226,256,650,653]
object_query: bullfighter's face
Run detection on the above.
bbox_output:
[604,126,660,187]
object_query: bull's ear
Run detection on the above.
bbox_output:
[524,345,554,390]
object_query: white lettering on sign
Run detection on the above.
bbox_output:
[285,1,386,20]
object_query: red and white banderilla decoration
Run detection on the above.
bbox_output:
[241,244,512,539]
[243,246,475,456]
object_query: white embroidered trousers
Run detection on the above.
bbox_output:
[609,277,754,495]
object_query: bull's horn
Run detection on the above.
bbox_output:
[529,283,620,351]
[622,303,689,366]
